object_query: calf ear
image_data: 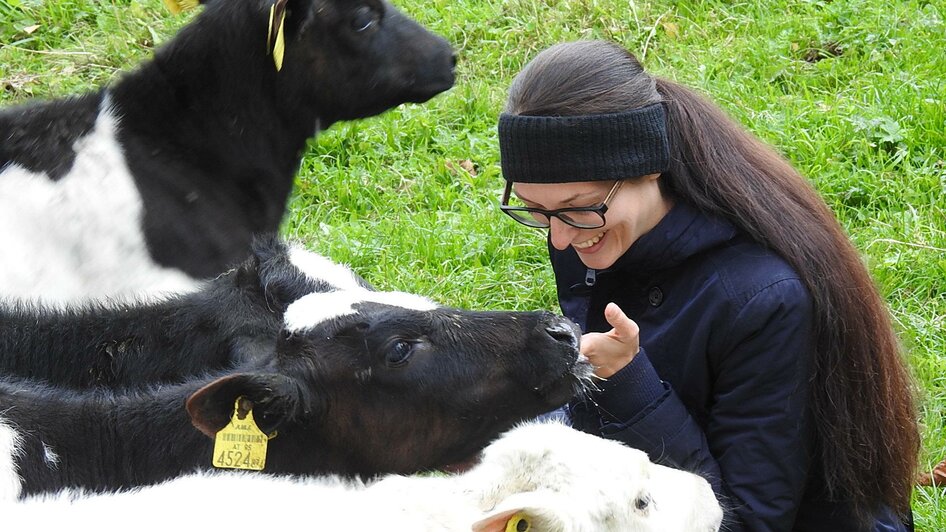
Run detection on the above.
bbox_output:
[186,373,303,438]
[237,236,309,311]
[472,508,523,532]
[233,251,262,291]
[473,493,571,532]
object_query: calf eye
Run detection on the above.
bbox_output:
[634,494,651,511]
[350,6,380,32]
[385,340,415,368]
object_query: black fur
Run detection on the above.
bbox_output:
[3,302,585,497]
[0,0,455,278]
[0,94,103,180]
[0,236,368,389]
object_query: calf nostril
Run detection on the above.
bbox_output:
[450,53,458,69]
[545,322,578,347]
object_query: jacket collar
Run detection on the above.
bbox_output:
[550,201,738,280]
[608,201,737,273]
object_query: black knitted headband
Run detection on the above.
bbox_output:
[498,103,670,184]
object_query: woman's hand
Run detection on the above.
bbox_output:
[580,302,641,378]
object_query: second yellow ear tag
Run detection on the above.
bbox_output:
[162,0,199,15]
[505,513,531,532]
[212,397,273,471]
[267,2,287,71]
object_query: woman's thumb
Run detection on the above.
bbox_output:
[604,302,638,339]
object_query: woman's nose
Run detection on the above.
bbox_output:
[548,217,578,250]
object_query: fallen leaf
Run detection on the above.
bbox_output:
[1,74,39,95]
[445,159,477,177]
[917,458,946,487]
[661,22,680,39]
[23,24,40,34]
[459,159,477,176]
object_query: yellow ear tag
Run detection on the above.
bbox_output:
[267,5,275,50]
[272,8,287,71]
[505,513,531,532]
[267,2,288,72]
[162,0,199,15]
[212,397,274,471]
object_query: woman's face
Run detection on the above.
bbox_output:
[512,174,672,270]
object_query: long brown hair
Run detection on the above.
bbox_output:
[505,40,919,518]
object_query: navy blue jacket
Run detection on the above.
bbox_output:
[551,201,910,531]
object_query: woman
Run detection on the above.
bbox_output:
[497,40,918,531]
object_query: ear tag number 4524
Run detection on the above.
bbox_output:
[212,397,274,471]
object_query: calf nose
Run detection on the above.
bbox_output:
[544,321,580,349]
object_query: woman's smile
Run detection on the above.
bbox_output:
[574,230,607,251]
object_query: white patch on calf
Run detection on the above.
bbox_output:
[284,290,438,332]
[0,417,24,501]
[0,97,201,306]
[288,246,365,291]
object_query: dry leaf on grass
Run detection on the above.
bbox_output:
[916,458,946,487]
[445,159,477,177]
[661,22,680,39]
[1,74,39,96]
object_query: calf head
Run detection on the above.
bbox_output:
[187,290,592,476]
[469,422,724,532]
[191,0,455,127]
[281,0,457,123]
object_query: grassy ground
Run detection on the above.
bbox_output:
[2,0,944,526]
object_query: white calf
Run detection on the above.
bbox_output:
[4,422,723,532]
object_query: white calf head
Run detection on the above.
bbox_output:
[468,422,723,532]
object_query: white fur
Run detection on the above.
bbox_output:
[288,245,366,291]
[0,417,23,502]
[283,289,438,332]
[467,422,724,532]
[41,443,59,470]
[0,98,201,306]
[3,422,722,532]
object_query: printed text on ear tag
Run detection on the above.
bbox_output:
[212,397,273,471]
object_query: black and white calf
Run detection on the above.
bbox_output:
[0,0,455,304]
[0,289,591,498]
[0,236,369,389]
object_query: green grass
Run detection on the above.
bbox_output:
[2,0,944,526]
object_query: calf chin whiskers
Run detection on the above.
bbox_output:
[573,380,599,400]
[571,366,600,399]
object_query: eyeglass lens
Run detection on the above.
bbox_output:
[504,208,605,228]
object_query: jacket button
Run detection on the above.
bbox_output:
[648,287,663,307]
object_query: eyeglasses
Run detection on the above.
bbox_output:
[500,180,624,229]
